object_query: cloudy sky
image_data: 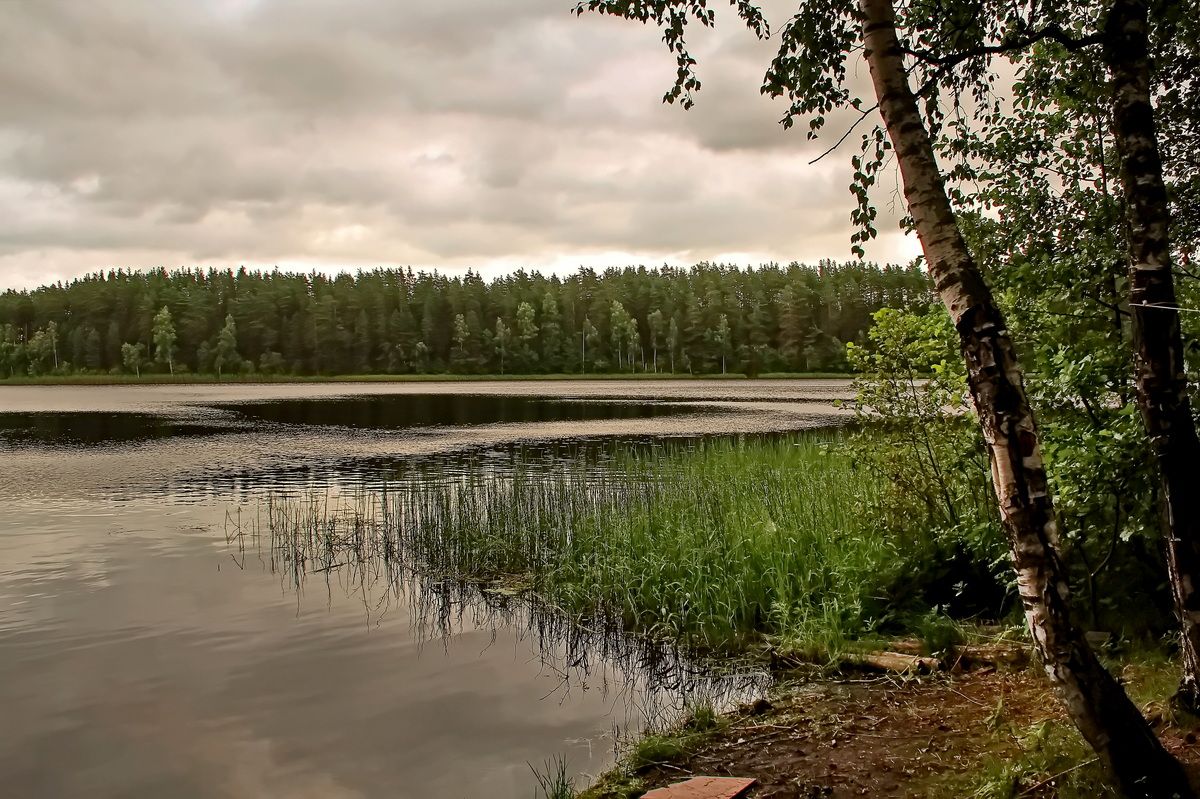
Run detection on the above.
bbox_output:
[0,0,920,290]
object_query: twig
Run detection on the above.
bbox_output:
[1018,757,1100,796]
[734,722,795,732]
[808,104,880,164]
[948,687,988,708]
[644,760,692,774]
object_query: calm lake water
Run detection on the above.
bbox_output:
[0,379,850,798]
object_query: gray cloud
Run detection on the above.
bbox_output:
[0,0,919,289]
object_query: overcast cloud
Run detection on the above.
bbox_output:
[0,0,920,290]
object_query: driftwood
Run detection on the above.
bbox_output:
[840,651,940,673]
[886,639,925,655]
[880,639,1029,669]
[952,643,1030,669]
[771,640,1029,675]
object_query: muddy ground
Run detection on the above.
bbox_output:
[585,666,1200,798]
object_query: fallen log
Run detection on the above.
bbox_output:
[951,644,1029,670]
[769,641,1029,674]
[887,639,925,655]
[840,651,941,673]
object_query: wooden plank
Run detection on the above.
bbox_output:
[642,776,756,798]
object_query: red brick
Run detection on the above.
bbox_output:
[642,776,756,799]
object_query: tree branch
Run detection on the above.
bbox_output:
[808,103,880,164]
[901,24,1103,71]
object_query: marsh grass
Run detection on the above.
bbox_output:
[530,755,575,799]
[250,433,952,657]
[574,698,730,799]
[229,470,771,728]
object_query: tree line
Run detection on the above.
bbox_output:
[0,261,931,378]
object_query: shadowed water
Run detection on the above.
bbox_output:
[0,380,851,798]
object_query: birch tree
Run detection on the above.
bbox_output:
[1102,0,1200,711]
[712,314,731,374]
[120,342,145,377]
[214,314,239,379]
[625,317,640,371]
[152,306,176,375]
[667,316,680,373]
[495,318,510,374]
[46,321,58,371]
[26,327,54,375]
[610,301,631,370]
[648,309,665,372]
[515,301,539,371]
[581,316,599,372]
[574,1,1191,793]
[893,0,1200,712]
[540,291,563,371]
[453,313,470,357]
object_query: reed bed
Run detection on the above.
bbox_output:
[255,435,916,654]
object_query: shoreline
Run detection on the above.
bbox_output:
[579,648,1198,799]
[0,372,851,386]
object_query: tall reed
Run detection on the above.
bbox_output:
[261,434,924,654]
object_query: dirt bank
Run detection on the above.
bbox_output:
[583,665,1200,798]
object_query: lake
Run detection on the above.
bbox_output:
[0,379,851,798]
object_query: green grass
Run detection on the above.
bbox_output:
[0,371,849,386]
[575,699,728,799]
[264,434,942,655]
[924,718,1112,799]
[627,700,725,769]
[530,755,576,799]
[922,653,1195,799]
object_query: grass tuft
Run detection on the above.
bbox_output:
[530,755,576,799]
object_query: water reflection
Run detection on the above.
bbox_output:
[224,394,703,430]
[223,487,768,740]
[180,437,694,499]
[0,382,846,798]
[0,394,708,447]
[0,411,241,446]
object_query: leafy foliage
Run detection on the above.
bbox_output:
[846,309,1008,617]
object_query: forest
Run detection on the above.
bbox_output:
[0,261,931,378]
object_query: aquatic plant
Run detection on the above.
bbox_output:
[530,755,575,799]
[248,433,964,655]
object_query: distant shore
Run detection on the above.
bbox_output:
[0,372,851,386]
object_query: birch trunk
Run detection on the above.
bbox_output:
[858,0,1191,794]
[1103,0,1200,711]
